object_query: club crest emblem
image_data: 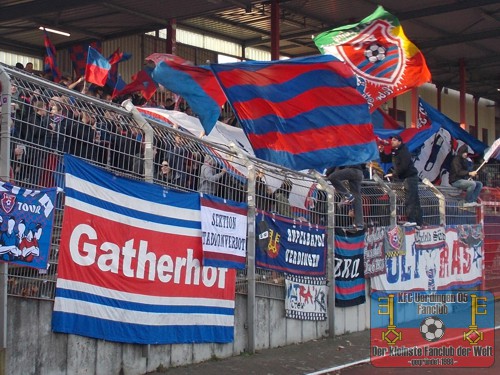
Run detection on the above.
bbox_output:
[335,20,405,86]
[1,193,16,214]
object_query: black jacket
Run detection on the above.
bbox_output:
[391,143,418,179]
[449,145,470,184]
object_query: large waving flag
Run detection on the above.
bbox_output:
[413,98,487,184]
[52,155,236,344]
[371,108,402,130]
[114,69,157,100]
[43,30,61,83]
[148,53,226,135]
[210,55,378,171]
[417,98,486,154]
[314,6,431,112]
[85,46,111,87]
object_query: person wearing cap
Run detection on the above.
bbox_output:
[385,135,423,227]
[449,144,482,207]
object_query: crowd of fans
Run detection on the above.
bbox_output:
[7,62,318,224]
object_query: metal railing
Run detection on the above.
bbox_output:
[1,63,489,303]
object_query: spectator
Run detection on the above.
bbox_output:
[158,160,180,188]
[449,144,483,207]
[385,135,423,227]
[274,178,293,217]
[25,62,34,73]
[255,169,274,212]
[378,141,393,175]
[326,164,364,231]
[181,151,201,191]
[15,62,24,70]
[199,155,226,195]
[164,98,175,110]
[40,103,68,187]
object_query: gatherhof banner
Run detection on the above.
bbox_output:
[52,156,236,345]
[285,273,327,321]
[255,211,327,276]
[0,181,57,269]
[364,226,386,278]
[371,224,483,292]
[200,194,248,269]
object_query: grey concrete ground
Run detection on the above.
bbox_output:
[144,330,370,375]
[144,300,500,375]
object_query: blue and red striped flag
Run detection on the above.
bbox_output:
[43,31,61,83]
[210,55,378,171]
[334,229,365,307]
[148,53,226,135]
[85,46,111,87]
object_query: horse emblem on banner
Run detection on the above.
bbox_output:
[337,20,405,86]
[1,193,16,214]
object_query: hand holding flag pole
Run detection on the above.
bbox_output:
[472,137,500,174]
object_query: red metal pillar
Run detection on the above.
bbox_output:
[270,0,280,60]
[166,19,177,55]
[459,58,466,129]
[411,88,418,128]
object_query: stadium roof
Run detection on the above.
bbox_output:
[1,0,500,104]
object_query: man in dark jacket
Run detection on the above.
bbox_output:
[326,164,364,231]
[449,144,482,207]
[385,135,423,227]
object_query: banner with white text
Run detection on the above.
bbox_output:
[200,195,247,269]
[255,211,327,276]
[285,274,327,320]
[371,225,483,292]
[52,156,236,344]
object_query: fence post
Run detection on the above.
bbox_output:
[373,174,397,227]
[421,178,446,226]
[121,99,155,183]
[0,64,12,375]
[229,145,256,353]
[309,170,336,338]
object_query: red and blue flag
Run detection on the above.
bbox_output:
[68,41,102,78]
[148,53,226,135]
[114,69,157,100]
[43,31,61,83]
[106,48,132,89]
[210,55,378,171]
[85,46,111,87]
